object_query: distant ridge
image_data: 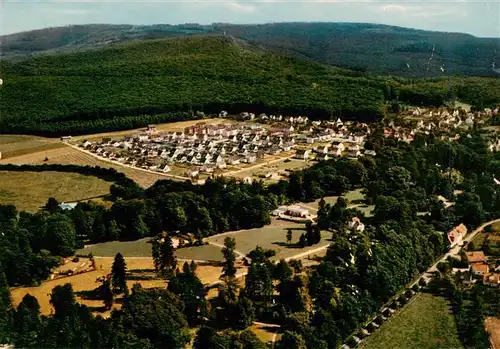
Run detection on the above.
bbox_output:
[1,22,499,77]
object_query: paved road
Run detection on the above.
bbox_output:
[418,218,500,283]
[66,142,190,181]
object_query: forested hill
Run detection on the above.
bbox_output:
[0,35,387,135]
[2,22,500,77]
[1,35,500,136]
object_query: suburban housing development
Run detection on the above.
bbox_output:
[76,106,497,180]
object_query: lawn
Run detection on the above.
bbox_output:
[0,170,112,212]
[176,244,224,262]
[361,293,463,349]
[206,220,331,260]
[77,237,153,257]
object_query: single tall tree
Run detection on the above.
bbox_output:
[286,229,293,245]
[160,235,177,274]
[111,253,128,294]
[0,268,13,343]
[221,237,237,278]
[13,294,41,348]
[152,236,161,271]
[101,279,114,310]
[168,262,206,326]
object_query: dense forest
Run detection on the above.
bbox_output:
[1,35,500,136]
[2,124,500,347]
[2,22,500,77]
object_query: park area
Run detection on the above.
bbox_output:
[205,219,331,261]
[78,219,330,263]
[361,293,462,349]
[300,189,374,217]
[0,170,112,212]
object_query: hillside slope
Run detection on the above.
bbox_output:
[2,22,499,77]
[0,35,388,135]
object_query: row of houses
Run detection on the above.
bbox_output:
[294,143,375,161]
[82,122,301,175]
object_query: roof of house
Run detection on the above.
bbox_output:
[486,273,500,283]
[471,263,489,274]
[466,251,486,264]
[59,202,78,210]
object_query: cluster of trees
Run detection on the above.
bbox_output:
[275,158,366,202]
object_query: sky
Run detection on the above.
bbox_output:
[1,0,499,37]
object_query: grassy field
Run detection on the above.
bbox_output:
[176,244,224,262]
[206,219,330,260]
[77,219,330,262]
[77,238,153,257]
[0,135,64,159]
[361,293,463,349]
[490,221,500,232]
[0,170,112,212]
[300,189,374,216]
[78,237,226,262]
[0,144,165,188]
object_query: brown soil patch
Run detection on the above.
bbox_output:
[485,317,500,349]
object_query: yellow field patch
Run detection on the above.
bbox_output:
[0,135,64,159]
[10,257,223,317]
[0,170,112,212]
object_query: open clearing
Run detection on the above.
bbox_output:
[0,143,165,188]
[250,323,281,345]
[361,293,462,349]
[0,170,112,212]
[299,189,374,217]
[78,218,331,263]
[77,238,153,257]
[176,244,224,262]
[0,135,64,159]
[485,317,500,349]
[10,256,224,317]
[78,238,226,262]
[206,219,331,261]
